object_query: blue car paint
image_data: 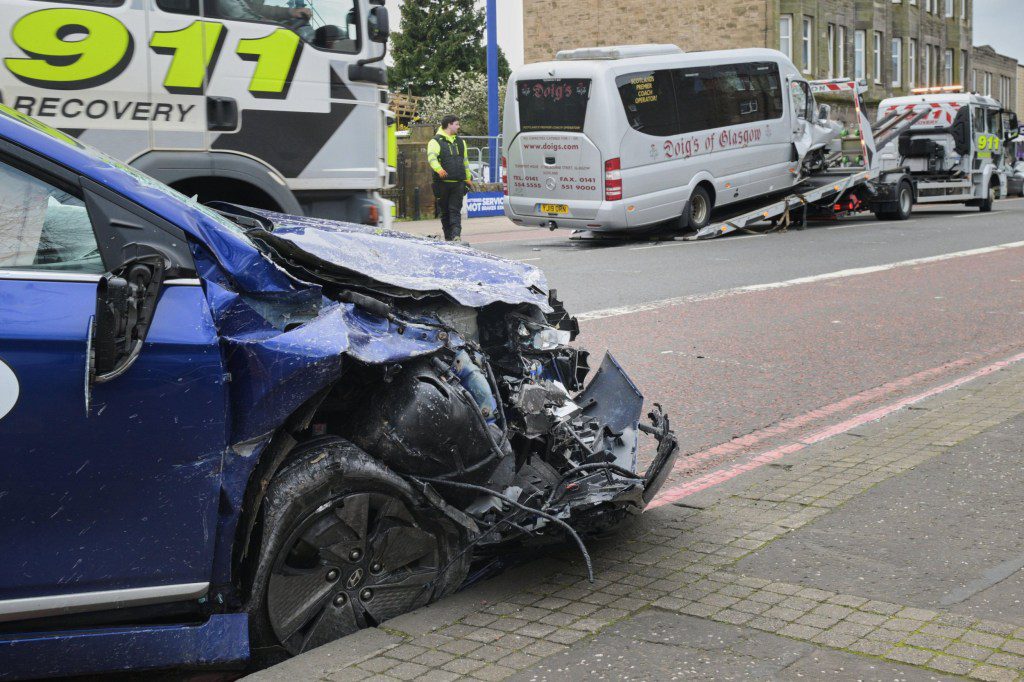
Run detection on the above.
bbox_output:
[0,108,554,677]
[0,281,226,598]
[248,209,551,311]
[0,614,249,681]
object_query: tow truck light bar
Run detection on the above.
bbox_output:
[911,85,964,94]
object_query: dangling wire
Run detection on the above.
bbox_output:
[413,477,594,583]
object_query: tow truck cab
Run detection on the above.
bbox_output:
[876,89,1019,210]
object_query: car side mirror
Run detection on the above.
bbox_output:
[818,104,831,124]
[368,6,389,43]
[91,256,165,383]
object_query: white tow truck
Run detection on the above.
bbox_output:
[876,86,1019,212]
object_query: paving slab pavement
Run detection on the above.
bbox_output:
[246,357,1024,682]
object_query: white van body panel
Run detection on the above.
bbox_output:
[504,47,822,232]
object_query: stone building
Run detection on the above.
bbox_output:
[1017,65,1024,117]
[522,0,1017,111]
[971,45,1018,108]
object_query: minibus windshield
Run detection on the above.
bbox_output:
[516,79,591,132]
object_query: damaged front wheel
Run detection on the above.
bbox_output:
[246,438,470,658]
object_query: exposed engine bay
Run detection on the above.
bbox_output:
[331,296,678,559]
[214,204,680,579]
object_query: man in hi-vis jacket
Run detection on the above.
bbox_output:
[427,115,472,241]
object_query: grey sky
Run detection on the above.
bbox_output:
[973,0,1024,61]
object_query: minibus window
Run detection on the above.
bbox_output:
[516,79,591,132]
[618,62,784,138]
[673,68,719,133]
[715,65,755,126]
[616,71,680,136]
[746,63,785,121]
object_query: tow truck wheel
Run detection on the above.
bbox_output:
[979,182,996,212]
[686,185,713,231]
[890,180,914,221]
[246,437,469,660]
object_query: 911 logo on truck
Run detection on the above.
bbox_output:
[1,8,305,128]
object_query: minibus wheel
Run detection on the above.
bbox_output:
[687,186,713,230]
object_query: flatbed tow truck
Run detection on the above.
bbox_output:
[569,78,932,242]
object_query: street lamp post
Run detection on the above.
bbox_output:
[486,0,499,183]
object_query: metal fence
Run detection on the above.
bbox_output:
[461,135,502,183]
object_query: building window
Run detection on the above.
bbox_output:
[945,0,953,16]
[908,39,917,88]
[827,24,835,79]
[961,0,968,19]
[780,15,793,60]
[960,49,967,86]
[802,16,813,73]
[837,26,847,78]
[1001,76,1010,104]
[985,72,992,97]
[972,68,977,91]
[923,44,931,86]
[944,49,953,84]
[892,38,903,87]
[874,32,883,84]
[854,30,866,80]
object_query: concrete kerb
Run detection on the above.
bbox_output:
[242,627,404,682]
[248,359,1024,681]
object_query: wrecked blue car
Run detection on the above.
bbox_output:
[0,106,678,678]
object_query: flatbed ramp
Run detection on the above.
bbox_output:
[687,169,878,239]
[687,79,928,240]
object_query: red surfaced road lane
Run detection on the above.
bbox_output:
[577,244,1024,487]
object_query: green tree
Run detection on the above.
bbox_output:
[418,72,506,135]
[389,0,510,98]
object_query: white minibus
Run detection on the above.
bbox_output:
[502,45,837,232]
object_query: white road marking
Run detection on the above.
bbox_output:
[518,257,542,262]
[0,358,18,421]
[577,239,1024,321]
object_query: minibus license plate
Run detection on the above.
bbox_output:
[540,204,568,215]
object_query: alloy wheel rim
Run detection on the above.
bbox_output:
[266,492,441,655]
[900,188,912,213]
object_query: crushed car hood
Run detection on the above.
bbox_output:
[244,209,552,311]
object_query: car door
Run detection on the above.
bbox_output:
[0,147,228,619]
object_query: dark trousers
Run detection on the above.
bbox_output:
[434,180,465,240]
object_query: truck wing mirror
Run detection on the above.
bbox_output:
[1005,112,1020,140]
[818,104,831,124]
[368,6,389,43]
[91,256,166,383]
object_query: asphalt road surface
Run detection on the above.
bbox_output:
[475,200,1024,493]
